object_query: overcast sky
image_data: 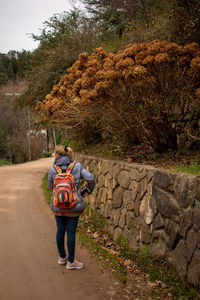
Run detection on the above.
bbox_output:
[0,0,82,54]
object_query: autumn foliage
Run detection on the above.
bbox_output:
[36,40,200,152]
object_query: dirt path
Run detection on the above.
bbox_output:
[0,158,124,300]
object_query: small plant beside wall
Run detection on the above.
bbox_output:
[0,159,10,166]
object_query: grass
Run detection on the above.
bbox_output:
[169,164,200,177]
[78,206,128,283]
[42,173,51,204]
[134,248,198,299]
[77,229,128,283]
[0,159,11,166]
[114,236,200,299]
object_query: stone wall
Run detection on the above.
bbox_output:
[74,153,200,288]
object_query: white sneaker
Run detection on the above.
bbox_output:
[66,259,84,270]
[58,256,68,265]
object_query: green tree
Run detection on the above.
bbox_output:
[0,50,32,86]
[80,0,166,35]
[0,54,9,85]
[7,51,18,80]
[21,9,99,107]
[16,50,32,79]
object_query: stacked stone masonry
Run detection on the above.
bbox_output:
[74,153,200,288]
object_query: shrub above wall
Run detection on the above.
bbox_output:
[74,152,200,288]
[36,40,200,152]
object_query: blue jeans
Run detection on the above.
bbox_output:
[55,216,79,263]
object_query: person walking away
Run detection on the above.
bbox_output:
[48,145,95,270]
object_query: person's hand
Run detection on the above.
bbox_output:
[81,188,89,197]
[82,192,88,197]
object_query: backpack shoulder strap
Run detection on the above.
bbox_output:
[54,165,62,174]
[66,161,76,173]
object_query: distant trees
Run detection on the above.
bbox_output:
[0,86,48,163]
[0,54,9,85]
[0,91,29,162]
[0,50,31,86]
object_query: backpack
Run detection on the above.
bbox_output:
[53,161,78,209]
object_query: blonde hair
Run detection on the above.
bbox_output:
[54,145,73,159]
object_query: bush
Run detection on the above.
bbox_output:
[36,41,200,153]
[41,151,53,158]
[0,159,11,166]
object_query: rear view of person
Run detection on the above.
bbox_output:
[48,145,95,270]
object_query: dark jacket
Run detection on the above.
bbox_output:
[48,156,95,213]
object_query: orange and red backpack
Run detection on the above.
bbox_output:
[53,161,78,209]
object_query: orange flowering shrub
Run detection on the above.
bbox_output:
[36,41,200,151]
